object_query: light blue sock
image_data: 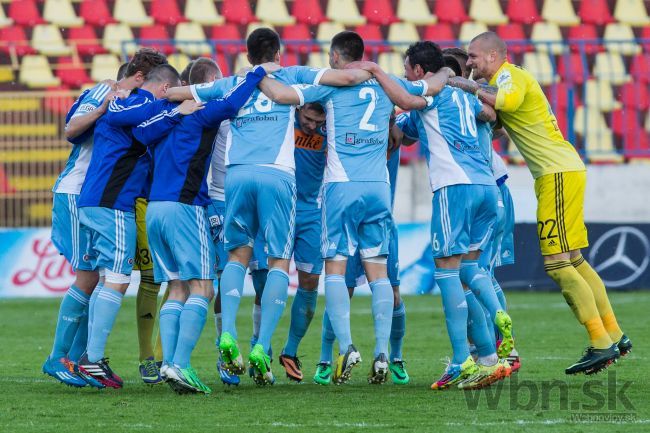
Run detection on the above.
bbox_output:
[283,287,318,357]
[465,290,496,357]
[320,311,336,363]
[173,295,209,368]
[460,261,503,322]
[389,301,406,361]
[324,274,352,354]
[251,269,268,299]
[67,305,88,362]
[86,287,123,363]
[50,285,89,359]
[369,278,393,358]
[493,277,507,311]
[87,283,102,339]
[220,262,246,340]
[257,269,289,353]
[159,300,183,365]
[435,268,470,365]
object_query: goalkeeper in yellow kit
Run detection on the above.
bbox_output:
[449,32,631,375]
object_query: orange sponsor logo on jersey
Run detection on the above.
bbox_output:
[295,130,324,151]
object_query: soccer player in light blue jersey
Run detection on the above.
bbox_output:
[351,41,512,390]
[169,28,373,385]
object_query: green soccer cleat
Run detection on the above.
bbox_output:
[163,365,212,395]
[313,362,332,385]
[431,356,478,390]
[457,361,504,390]
[183,366,212,394]
[249,344,274,386]
[333,344,361,385]
[219,332,245,375]
[389,359,410,385]
[495,310,514,359]
[565,344,620,375]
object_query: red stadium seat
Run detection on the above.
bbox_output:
[399,143,421,164]
[545,82,582,110]
[68,25,107,56]
[496,23,530,54]
[222,0,257,25]
[210,24,243,55]
[611,109,640,136]
[567,24,602,55]
[55,57,92,88]
[435,0,469,24]
[362,0,398,25]
[506,0,540,24]
[492,138,504,154]
[630,54,650,83]
[641,26,650,52]
[557,53,588,84]
[618,82,650,110]
[622,125,650,160]
[291,0,326,25]
[80,0,116,27]
[139,25,174,54]
[423,24,456,48]
[578,0,613,25]
[355,24,389,54]
[282,24,317,54]
[151,0,186,25]
[0,25,36,56]
[44,85,75,115]
[215,53,231,76]
[282,51,299,66]
[8,0,46,26]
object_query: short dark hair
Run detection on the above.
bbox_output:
[405,41,444,74]
[443,55,463,78]
[189,58,220,85]
[180,60,195,85]
[442,47,469,64]
[125,47,168,79]
[330,31,364,62]
[247,28,281,65]
[302,103,325,115]
[145,64,181,86]
[117,62,129,80]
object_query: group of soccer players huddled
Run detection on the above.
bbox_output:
[42,27,632,394]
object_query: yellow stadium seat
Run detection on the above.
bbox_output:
[307,52,330,69]
[584,79,621,112]
[531,22,565,55]
[603,23,641,56]
[522,52,559,85]
[0,66,13,82]
[541,0,579,26]
[326,0,366,25]
[175,22,211,56]
[0,4,13,27]
[469,0,508,25]
[103,23,137,55]
[459,22,488,44]
[19,55,61,88]
[233,53,251,73]
[387,23,419,54]
[167,53,191,74]
[31,24,72,56]
[378,52,405,76]
[573,108,621,162]
[397,0,437,25]
[573,106,607,136]
[255,0,295,26]
[246,22,276,37]
[645,110,650,132]
[614,0,650,27]
[316,22,345,52]
[43,0,84,27]
[91,54,120,82]
[593,52,631,85]
[185,0,225,25]
[113,0,153,26]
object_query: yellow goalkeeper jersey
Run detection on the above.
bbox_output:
[489,62,585,179]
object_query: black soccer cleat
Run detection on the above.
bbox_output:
[616,334,632,357]
[565,344,620,376]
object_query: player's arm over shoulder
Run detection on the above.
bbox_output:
[64,80,118,140]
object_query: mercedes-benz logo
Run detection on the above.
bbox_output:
[588,227,650,288]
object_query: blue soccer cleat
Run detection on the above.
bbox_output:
[42,356,87,388]
[217,359,240,386]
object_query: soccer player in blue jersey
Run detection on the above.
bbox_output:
[42,48,168,388]
[176,28,374,385]
[75,65,203,388]
[350,41,512,389]
[147,63,275,394]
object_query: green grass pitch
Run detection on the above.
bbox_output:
[1,292,648,433]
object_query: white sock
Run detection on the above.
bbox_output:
[478,353,498,367]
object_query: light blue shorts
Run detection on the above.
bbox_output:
[78,206,136,275]
[344,222,400,288]
[322,181,392,260]
[496,182,515,267]
[249,231,268,271]
[146,201,215,283]
[224,165,296,260]
[294,207,323,275]
[51,193,93,271]
[431,184,498,259]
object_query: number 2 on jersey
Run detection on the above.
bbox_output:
[359,87,377,132]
